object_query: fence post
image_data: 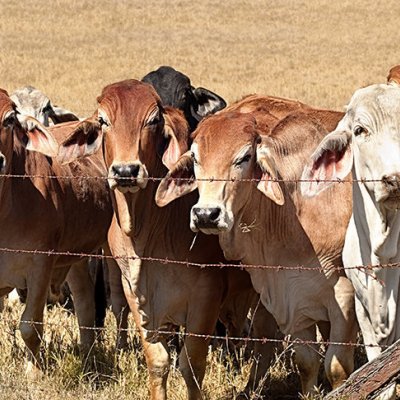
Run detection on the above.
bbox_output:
[325,339,400,399]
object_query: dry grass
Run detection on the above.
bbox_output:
[2,0,400,115]
[0,300,313,400]
[0,0,397,398]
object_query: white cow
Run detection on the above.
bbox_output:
[11,86,79,126]
[302,84,400,366]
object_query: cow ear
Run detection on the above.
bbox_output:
[57,118,103,164]
[16,114,59,157]
[192,87,227,118]
[161,108,189,170]
[50,106,80,124]
[301,130,353,197]
[155,151,197,207]
[255,144,285,206]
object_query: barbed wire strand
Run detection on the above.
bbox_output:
[0,315,384,349]
[0,172,388,184]
[0,246,397,277]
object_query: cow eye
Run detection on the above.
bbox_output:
[235,154,251,166]
[191,151,199,165]
[98,116,109,128]
[2,113,16,128]
[42,102,52,113]
[354,126,368,136]
[147,113,162,126]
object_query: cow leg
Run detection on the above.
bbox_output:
[140,337,170,400]
[67,259,96,354]
[104,245,129,350]
[242,306,279,397]
[180,300,220,400]
[293,325,320,394]
[325,276,357,389]
[179,335,209,400]
[20,261,52,376]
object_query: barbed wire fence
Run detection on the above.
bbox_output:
[0,172,394,346]
[0,171,397,397]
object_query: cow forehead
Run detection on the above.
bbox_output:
[98,80,161,122]
[348,84,400,120]
[11,86,49,110]
[193,112,257,161]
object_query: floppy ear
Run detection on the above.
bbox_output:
[57,118,103,164]
[16,114,59,157]
[50,106,80,124]
[301,130,353,197]
[161,108,189,170]
[256,144,285,206]
[155,151,197,207]
[192,87,227,118]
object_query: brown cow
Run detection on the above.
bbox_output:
[156,105,358,395]
[8,86,107,337]
[57,80,280,399]
[0,89,112,374]
[387,65,400,85]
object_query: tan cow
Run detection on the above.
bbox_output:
[57,80,280,400]
[156,105,358,395]
[0,89,112,373]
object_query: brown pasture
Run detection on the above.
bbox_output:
[0,0,399,398]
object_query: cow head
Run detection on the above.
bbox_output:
[156,111,284,234]
[387,65,400,86]
[58,80,189,194]
[302,84,400,211]
[11,86,79,127]
[142,66,226,131]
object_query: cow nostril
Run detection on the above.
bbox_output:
[192,207,201,218]
[111,165,120,176]
[208,207,221,222]
[128,164,140,178]
[382,175,400,188]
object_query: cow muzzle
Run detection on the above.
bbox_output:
[190,205,233,234]
[377,173,400,209]
[108,162,148,193]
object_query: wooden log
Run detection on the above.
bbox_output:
[325,339,400,399]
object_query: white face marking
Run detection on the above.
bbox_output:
[190,142,199,163]
[98,108,111,129]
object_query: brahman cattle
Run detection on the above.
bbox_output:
[57,79,280,400]
[155,101,358,394]
[302,84,400,364]
[9,86,108,332]
[142,66,226,131]
[11,86,79,125]
[0,89,112,374]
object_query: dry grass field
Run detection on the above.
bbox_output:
[1,0,400,399]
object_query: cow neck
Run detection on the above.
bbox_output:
[351,169,400,265]
[345,171,400,355]
[219,183,318,267]
[113,161,196,257]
